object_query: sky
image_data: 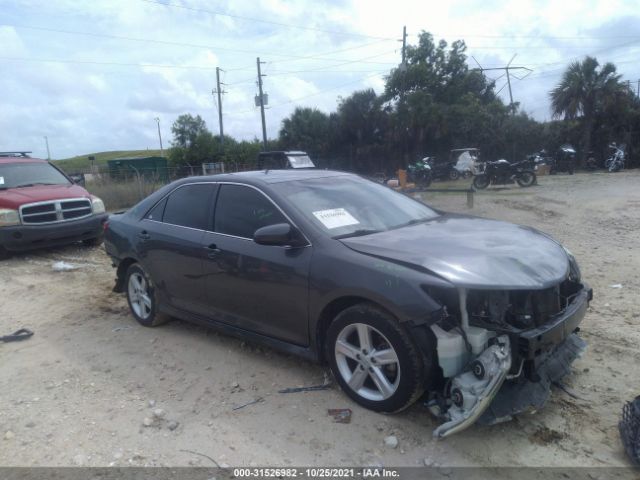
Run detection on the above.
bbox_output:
[2,0,640,159]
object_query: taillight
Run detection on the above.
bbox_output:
[103,220,109,232]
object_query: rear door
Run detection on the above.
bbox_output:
[136,183,215,315]
[200,183,312,346]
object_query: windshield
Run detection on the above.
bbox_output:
[0,162,71,189]
[278,176,439,238]
[287,155,315,168]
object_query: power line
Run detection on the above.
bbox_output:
[424,32,640,40]
[0,56,221,70]
[472,54,532,114]
[224,71,387,117]
[266,71,387,110]
[139,0,396,41]
[0,55,231,71]
[5,23,397,66]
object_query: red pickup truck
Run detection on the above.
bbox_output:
[0,152,108,259]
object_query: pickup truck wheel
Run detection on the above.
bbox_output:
[125,263,170,327]
[326,304,424,413]
[0,246,10,260]
[82,235,104,247]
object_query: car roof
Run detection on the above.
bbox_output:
[0,155,48,164]
[258,150,308,156]
[194,169,353,185]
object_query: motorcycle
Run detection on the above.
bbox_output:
[550,144,576,175]
[605,143,625,173]
[406,158,433,188]
[473,159,536,190]
[426,157,460,181]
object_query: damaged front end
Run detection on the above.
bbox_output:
[427,279,592,439]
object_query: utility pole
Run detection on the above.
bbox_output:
[401,25,407,65]
[214,67,225,147]
[43,136,51,160]
[256,57,268,150]
[154,117,163,156]
[398,26,408,168]
[471,54,532,115]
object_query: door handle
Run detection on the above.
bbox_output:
[138,231,151,241]
[206,243,222,258]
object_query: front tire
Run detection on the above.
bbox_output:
[326,304,425,413]
[516,170,536,187]
[448,169,460,181]
[0,246,10,261]
[416,175,432,189]
[125,263,170,327]
[473,174,490,190]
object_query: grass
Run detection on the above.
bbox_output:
[54,149,163,172]
[85,179,163,211]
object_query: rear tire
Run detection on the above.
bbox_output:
[125,263,171,327]
[0,246,10,261]
[448,169,460,181]
[417,175,432,189]
[326,304,425,413]
[473,174,490,190]
[516,170,536,187]
[83,235,104,247]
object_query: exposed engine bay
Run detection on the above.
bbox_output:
[425,278,591,438]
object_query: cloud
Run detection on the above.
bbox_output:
[1,0,639,158]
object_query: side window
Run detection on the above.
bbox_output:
[214,184,287,238]
[162,184,213,230]
[145,198,167,221]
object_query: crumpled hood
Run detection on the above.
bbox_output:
[0,184,90,210]
[341,214,569,290]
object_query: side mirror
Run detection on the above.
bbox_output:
[253,223,305,247]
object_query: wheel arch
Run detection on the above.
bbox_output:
[113,256,139,293]
[315,295,401,364]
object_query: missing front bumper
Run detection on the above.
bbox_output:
[433,335,512,439]
[432,333,586,438]
[478,333,587,425]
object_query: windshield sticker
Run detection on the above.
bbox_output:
[0,177,4,185]
[312,208,359,229]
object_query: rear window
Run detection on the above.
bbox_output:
[0,162,70,189]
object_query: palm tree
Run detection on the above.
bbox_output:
[550,56,623,163]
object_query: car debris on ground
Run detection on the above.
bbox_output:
[327,408,352,424]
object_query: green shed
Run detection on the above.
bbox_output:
[107,156,168,182]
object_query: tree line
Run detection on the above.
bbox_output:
[169,31,640,174]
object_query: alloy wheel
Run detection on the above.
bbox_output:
[334,323,401,401]
[128,272,152,320]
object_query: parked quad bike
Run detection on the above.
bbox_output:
[473,159,536,190]
[406,158,433,188]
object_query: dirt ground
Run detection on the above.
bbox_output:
[1,171,638,469]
